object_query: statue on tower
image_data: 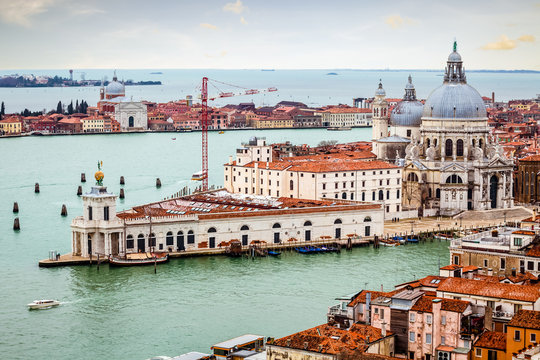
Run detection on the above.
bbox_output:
[95,161,104,186]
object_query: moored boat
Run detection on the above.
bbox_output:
[28,299,60,310]
[108,253,169,267]
[268,250,281,257]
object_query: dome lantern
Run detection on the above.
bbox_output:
[444,41,466,83]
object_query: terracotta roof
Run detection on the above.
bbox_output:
[410,295,470,313]
[322,107,372,114]
[521,155,540,162]
[526,243,540,258]
[440,264,462,271]
[474,331,506,351]
[512,230,535,235]
[271,323,389,355]
[348,290,399,308]
[437,277,540,302]
[508,310,540,330]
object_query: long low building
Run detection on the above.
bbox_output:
[70,185,383,258]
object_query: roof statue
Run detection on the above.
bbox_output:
[95,161,104,186]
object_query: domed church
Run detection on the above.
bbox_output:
[399,42,514,216]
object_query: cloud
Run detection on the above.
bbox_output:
[200,23,218,30]
[518,35,535,42]
[384,14,415,29]
[70,5,105,15]
[223,0,246,14]
[482,34,535,50]
[240,16,247,25]
[0,0,55,26]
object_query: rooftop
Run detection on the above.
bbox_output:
[437,277,540,302]
[474,331,506,351]
[508,310,540,330]
[212,334,263,349]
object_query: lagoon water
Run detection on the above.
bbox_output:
[0,129,449,359]
[1,69,539,113]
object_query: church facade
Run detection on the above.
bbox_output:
[373,43,514,216]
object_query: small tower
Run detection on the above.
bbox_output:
[372,80,389,141]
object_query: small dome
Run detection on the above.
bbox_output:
[391,101,424,126]
[106,80,124,95]
[422,83,487,119]
[448,51,462,62]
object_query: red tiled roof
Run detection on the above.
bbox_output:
[410,295,470,313]
[508,310,540,330]
[520,155,540,162]
[474,331,506,351]
[437,277,540,302]
[348,290,399,308]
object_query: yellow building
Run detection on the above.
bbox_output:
[0,118,22,134]
[253,117,293,128]
[506,310,540,360]
[473,331,506,360]
[81,117,105,133]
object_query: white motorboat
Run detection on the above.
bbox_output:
[28,299,60,310]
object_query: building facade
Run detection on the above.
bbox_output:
[115,101,148,130]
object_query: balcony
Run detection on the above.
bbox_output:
[328,304,348,317]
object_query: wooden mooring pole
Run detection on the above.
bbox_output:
[119,188,125,199]
[120,176,125,185]
[61,204,67,216]
[13,217,20,231]
[13,202,18,213]
[34,183,40,193]
[81,173,86,182]
[77,186,83,196]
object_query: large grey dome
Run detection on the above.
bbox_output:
[106,80,124,95]
[422,83,486,119]
[391,101,424,126]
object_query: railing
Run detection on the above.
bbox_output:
[328,305,348,317]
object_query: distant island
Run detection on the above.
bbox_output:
[0,74,162,88]
[150,72,163,74]
[326,72,338,75]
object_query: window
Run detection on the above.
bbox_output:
[487,301,495,309]
[514,330,521,341]
[372,191,375,201]
[501,258,506,270]
[410,313,416,322]
[374,307,379,314]
[441,336,445,345]
[484,259,488,268]
[445,139,453,157]
[187,230,195,244]
[289,180,294,191]
[149,233,156,247]
[457,139,464,156]
[528,261,534,271]
[126,235,134,249]
[514,237,522,246]
[475,349,482,357]
[362,192,365,201]
[441,316,446,325]
[166,231,174,246]
[514,304,522,314]
[88,206,93,220]
[407,129,412,137]
[426,314,432,324]
[531,333,537,343]
[322,183,326,190]
[409,332,415,342]
[426,334,432,344]
[381,308,385,320]
[104,206,109,221]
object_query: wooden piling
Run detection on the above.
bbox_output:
[34,183,40,193]
[13,202,19,213]
[61,204,68,216]
[154,257,157,274]
[119,188,125,199]
[13,217,20,231]
[97,254,100,270]
[156,178,161,188]
[77,185,83,196]
[81,173,86,183]
[120,176,125,185]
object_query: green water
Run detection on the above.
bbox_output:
[0,129,449,359]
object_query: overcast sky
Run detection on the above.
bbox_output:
[0,0,538,70]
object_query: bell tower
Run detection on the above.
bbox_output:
[372,80,389,141]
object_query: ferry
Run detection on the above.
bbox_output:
[28,299,60,310]
[191,171,206,181]
[327,127,352,131]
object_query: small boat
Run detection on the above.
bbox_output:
[171,137,176,140]
[191,170,206,181]
[327,127,352,131]
[28,299,60,310]
[268,251,281,257]
[108,253,169,267]
[218,131,224,134]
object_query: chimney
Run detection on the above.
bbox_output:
[366,335,370,343]
[492,92,495,105]
[381,321,387,337]
[488,268,493,276]
[228,155,233,165]
[512,268,517,277]
[286,339,291,347]
[303,341,309,350]
[266,161,269,170]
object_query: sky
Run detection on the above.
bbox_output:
[0,0,538,70]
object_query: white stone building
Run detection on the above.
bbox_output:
[224,147,404,219]
[71,185,383,258]
[115,101,148,130]
[318,107,372,128]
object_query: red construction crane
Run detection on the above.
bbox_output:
[193,77,277,192]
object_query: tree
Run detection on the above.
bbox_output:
[317,140,338,152]
[0,101,4,120]
[67,100,74,115]
[75,100,79,113]
[56,101,63,114]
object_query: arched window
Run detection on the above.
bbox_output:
[362,192,365,201]
[433,138,437,147]
[428,188,432,198]
[456,139,464,157]
[426,138,431,148]
[386,190,390,199]
[166,231,174,246]
[273,223,281,243]
[397,189,400,199]
[364,216,372,222]
[446,175,463,184]
[350,193,354,200]
[304,221,312,226]
[208,227,217,233]
[289,180,294,191]
[472,139,476,147]
[334,219,342,224]
[342,192,347,199]
[208,227,216,248]
[149,233,156,247]
[272,223,281,229]
[372,191,376,201]
[126,235,134,249]
[445,139,453,157]
[407,173,419,182]
[240,225,249,231]
[436,188,441,198]
[479,138,483,149]
[137,234,145,252]
[378,190,384,200]
[187,230,195,244]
